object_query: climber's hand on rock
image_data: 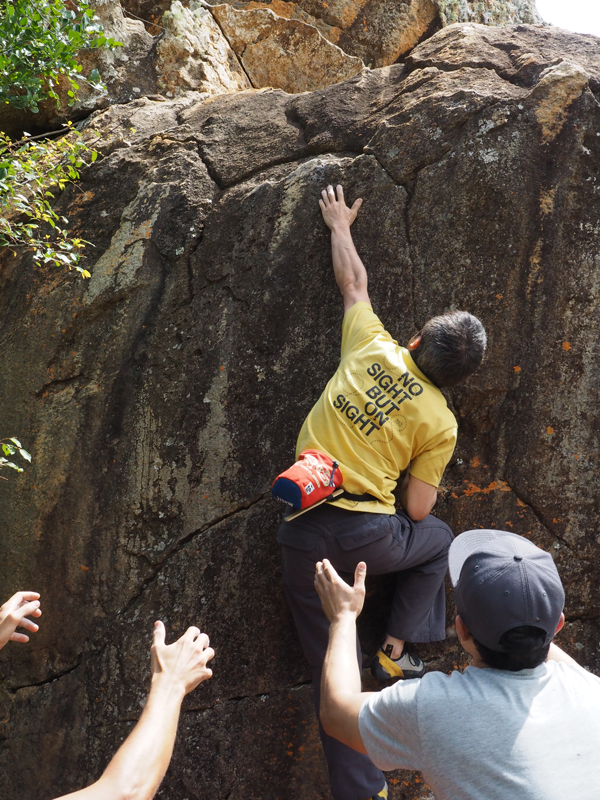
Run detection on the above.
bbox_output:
[319,184,363,231]
[0,591,42,650]
[315,559,366,623]
[151,620,214,697]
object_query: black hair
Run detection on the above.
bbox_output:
[473,626,551,671]
[411,311,487,388]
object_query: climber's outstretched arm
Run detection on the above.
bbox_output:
[54,622,214,800]
[319,184,369,312]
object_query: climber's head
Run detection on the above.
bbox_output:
[408,310,486,388]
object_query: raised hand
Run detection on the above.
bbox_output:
[314,559,367,623]
[0,591,42,650]
[151,620,214,697]
[319,184,363,231]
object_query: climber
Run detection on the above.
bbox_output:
[315,531,600,800]
[0,591,214,800]
[277,184,486,800]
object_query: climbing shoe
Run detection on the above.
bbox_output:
[370,781,388,799]
[371,644,425,682]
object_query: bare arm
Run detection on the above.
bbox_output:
[54,622,214,800]
[315,559,372,753]
[319,184,369,312]
[399,473,437,521]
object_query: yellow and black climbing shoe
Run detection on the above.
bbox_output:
[371,645,424,682]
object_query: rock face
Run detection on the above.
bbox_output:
[434,0,541,26]
[1,21,600,800]
[209,3,365,91]
[156,1,251,95]
[204,0,542,67]
[0,0,544,138]
[207,0,440,67]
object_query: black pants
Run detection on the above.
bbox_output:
[278,504,453,800]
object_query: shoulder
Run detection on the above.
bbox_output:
[343,301,378,327]
[341,302,392,353]
[548,660,600,689]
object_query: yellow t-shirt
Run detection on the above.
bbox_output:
[295,302,457,514]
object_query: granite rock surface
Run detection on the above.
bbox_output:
[209,3,365,91]
[1,21,600,800]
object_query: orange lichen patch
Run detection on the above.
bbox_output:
[496,293,503,299]
[513,365,521,372]
[69,190,95,208]
[80,565,89,571]
[562,341,571,351]
[463,480,511,496]
[526,238,543,294]
[572,454,579,460]
[220,365,225,370]
[137,221,153,240]
[553,518,564,524]
[470,456,481,467]
[505,521,513,527]
[546,426,554,435]
[516,499,527,508]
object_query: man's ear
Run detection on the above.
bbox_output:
[555,612,565,635]
[407,334,421,351]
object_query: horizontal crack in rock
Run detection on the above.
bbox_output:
[118,492,270,617]
[182,680,313,714]
[7,659,82,695]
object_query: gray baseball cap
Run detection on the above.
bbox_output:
[449,530,565,652]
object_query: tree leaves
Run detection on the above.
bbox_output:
[0,437,32,479]
[0,0,121,112]
[0,126,97,277]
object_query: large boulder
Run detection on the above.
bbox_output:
[208,3,365,91]
[1,21,600,800]
[206,0,440,67]
[203,0,542,67]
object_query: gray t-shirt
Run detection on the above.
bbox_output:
[358,660,600,799]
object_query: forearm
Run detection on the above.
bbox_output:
[102,677,182,798]
[399,474,437,521]
[320,613,370,751]
[58,677,184,800]
[330,225,368,309]
[323,614,362,699]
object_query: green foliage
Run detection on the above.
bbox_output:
[0,437,31,479]
[0,124,96,276]
[0,0,120,113]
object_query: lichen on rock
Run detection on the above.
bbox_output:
[434,0,541,26]
[209,3,365,92]
[157,0,252,96]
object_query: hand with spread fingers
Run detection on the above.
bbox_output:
[54,621,215,800]
[151,620,214,697]
[319,184,363,231]
[0,591,42,650]
[314,559,367,623]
